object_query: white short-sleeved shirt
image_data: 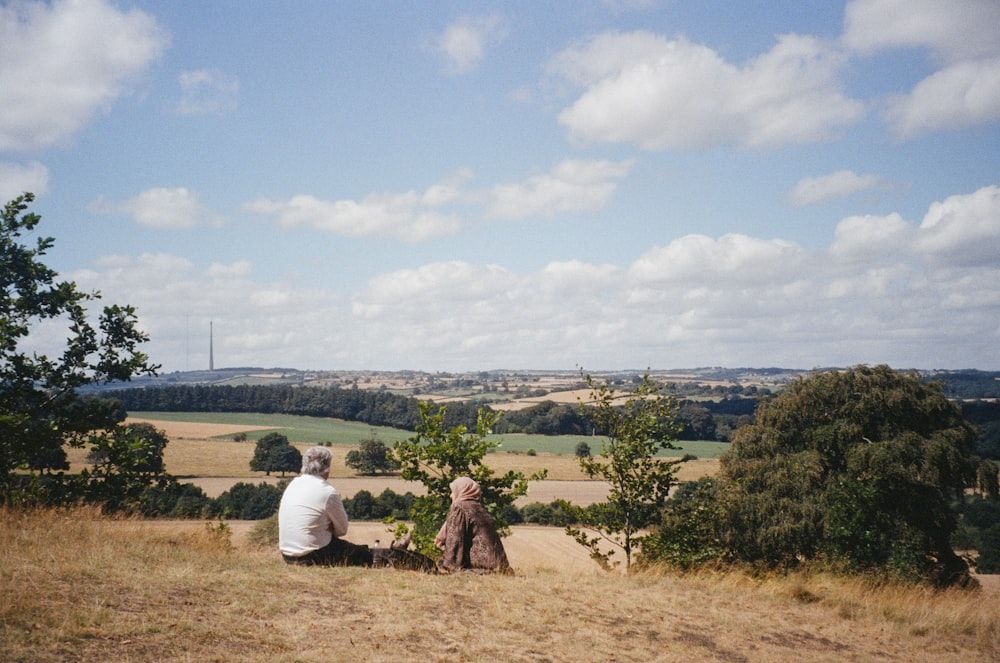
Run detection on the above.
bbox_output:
[278,474,350,556]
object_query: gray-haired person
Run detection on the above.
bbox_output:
[278,446,373,566]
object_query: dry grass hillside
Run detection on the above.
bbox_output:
[2,508,998,663]
[9,416,995,661]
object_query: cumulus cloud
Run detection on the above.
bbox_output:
[0,161,49,200]
[435,14,507,73]
[54,184,1000,371]
[68,253,342,371]
[247,160,630,240]
[89,187,224,229]
[629,234,808,288]
[0,0,167,151]
[174,68,239,116]
[883,58,1000,139]
[829,212,914,261]
[916,185,1000,266]
[843,0,1000,63]
[549,30,864,150]
[244,187,464,242]
[843,0,1000,138]
[487,159,634,219]
[787,170,885,207]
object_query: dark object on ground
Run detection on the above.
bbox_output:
[370,547,438,573]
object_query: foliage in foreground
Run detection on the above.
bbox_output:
[391,402,546,556]
[0,194,159,505]
[567,371,684,571]
[645,365,1000,587]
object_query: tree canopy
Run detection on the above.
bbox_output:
[249,432,301,476]
[345,433,398,475]
[0,194,159,503]
[714,365,995,586]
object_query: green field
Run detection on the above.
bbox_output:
[130,411,731,458]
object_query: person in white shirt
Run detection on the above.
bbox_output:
[278,446,373,566]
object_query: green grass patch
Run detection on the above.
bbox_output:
[130,411,730,457]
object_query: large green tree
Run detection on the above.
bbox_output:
[345,433,398,475]
[718,364,996,586]
[249,432,301,476]
[0,194,158,502]
[567,371,683,571]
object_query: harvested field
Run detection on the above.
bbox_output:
[128,417,277,439]
[103,417,718,506]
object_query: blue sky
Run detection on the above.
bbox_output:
[2,0,999,372]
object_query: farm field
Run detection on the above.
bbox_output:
[111,416,719,502]
[126,411,732,458]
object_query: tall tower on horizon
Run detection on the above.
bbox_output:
[209,321,214,371]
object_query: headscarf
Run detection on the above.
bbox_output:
[435,477,482,547]
[450,476,482,503]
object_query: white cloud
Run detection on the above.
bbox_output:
[917,184,1000,266]
[0,0,167,151]
[436,14,507,73]
[788,170,885,207]
[843,0,1000,63]
[549,31,863,150]
[629,234,808,287]
[843,0,1000,138]
[90,187,223,229]
[56,184,1000,372]
[487,159,634,219]
[829,212,914,261]
[0,161,49,200]
[244,189,463,242]
[69,253,341,371]
[174,68,239,116]
[248,161,629,240]
[883,58,1000,139]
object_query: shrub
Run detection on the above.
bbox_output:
[522,500,579,526]
[215,482,283,520]
[248,514,279,548]
[343,488,416,521]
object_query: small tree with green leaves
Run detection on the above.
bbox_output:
[345,432,398,475]
[566,371,683,571]
[84,422,170,508]
[249,432,301,476]
[391,401,545,556]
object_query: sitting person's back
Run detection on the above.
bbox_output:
[436,477,512,575]
[278,446,372,567]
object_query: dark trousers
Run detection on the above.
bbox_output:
[283,538,374,567]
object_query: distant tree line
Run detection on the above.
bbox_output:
[107,384,758,442]
[108,381,1000,455]
[106,384,484,430]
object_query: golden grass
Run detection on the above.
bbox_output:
[2,508,998,663]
